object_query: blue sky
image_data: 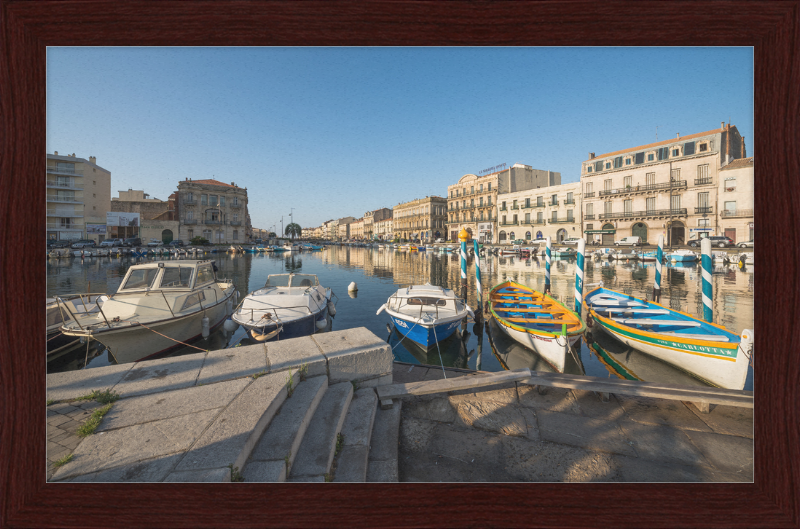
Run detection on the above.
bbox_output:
[47,47,753,232]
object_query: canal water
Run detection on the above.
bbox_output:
[46,246,755,391]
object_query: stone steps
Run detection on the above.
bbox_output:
[366,398,403,482]
[286,381,354,481]
[332,388,378,482]
[243,375,329,482]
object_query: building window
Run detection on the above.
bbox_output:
[724,201,737,214]
[586,203,593,216]
[670,195,681,210]
[551,194,558,205]
[525,213,531,223]
[604,202,612,214]
[187,210,194,220]
[512,200,517,208]
[646,197,655,212]
[698,218,709,227]
[586,224,593,230]
[699,143,708,152]
[201,194,208,206]
[624,200,632,213]
[479,184,483,192]
[671,168,681,181]
[587,166,593,173]
[646,172,655,186]
[672,148,680,157]
[480,211,484,221]
[605,162,611,169]
[585,182,593,194]
[487,183,491,192]
[502,201,506,209]
[537,212,543,222]
[567,210,574,222]
[188,229,193,239]
[471,186,474,194]
[537,196,544,207]
[604,179,612,191]
[233,214,238,222]
[471,199,474,207]
[725,177,736,192]
[188,192,193,202]
[623,176,632,188]
[647,153,655,161]
[525,198,530,208]
[220,196,226,207]
[233,230,238,240]
[697,164,709,180]
[479,197,483,207]
[625,158,631,165]
[551,211,558,222]
[566,192,573,204]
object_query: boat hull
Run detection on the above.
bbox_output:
[493,318,580,372]
[242,306,328,342]
[390,315,462,348]
[85,299,231,364]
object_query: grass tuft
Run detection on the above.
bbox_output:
[228,464,244,482]
[285,370,295,397]
[46,399,54,406]
[253,370,267,380]
[53,454,73,467]
[335,433,344,456]
[74,389,120,405]
[299,362,309,381]
[77,403,113,437]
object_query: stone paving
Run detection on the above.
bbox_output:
[394,364,754,482]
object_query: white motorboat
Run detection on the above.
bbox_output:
[667,249,698,262]
[231,273,334,342]
[58,260,236,364]
[376,283,473,348]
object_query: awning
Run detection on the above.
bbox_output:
[584,229,616,234]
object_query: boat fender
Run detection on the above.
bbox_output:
[740,329,754,354]
[223,317,239,332]
[327,300,337,317]
[315,318,328,330]
[376,304,386,315]
[586,314,594,328]
[201,316,210,338]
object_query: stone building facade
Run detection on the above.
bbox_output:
[111,189,178,243]
[337,216,356,240]
[177,178,250,244]
[580,123,747,245]
[448,164,560,243]
[363,208,393,240]
[392,196,448,242]
[46,152,112,243]
[718,157,754,243]
[374,217,393,240]
[496,181,582,243]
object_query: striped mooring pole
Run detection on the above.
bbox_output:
[473,239,483,325]
[459,228,468,301]
[574,238,585,314]
[701,238,713,322]
[653,234,664,303]
[544,237,552,294]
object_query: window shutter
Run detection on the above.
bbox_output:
[635,152,644,164]
[684,142,695,155]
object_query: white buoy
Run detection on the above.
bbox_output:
[316,318,328,330]
[201,316,210,338]
[223,318,238,332]
[348,281,358,292]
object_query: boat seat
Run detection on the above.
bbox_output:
[656,332,731,342]
[600,308,669,315]
[613,318,701,327]
[590,300,647,307]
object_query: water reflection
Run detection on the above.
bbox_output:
[46,247,755,390]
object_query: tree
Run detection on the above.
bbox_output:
[285,223,302,240]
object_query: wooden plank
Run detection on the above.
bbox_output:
[375,368,532,401]
[658,332,730,342]
[601,308,669,315]
[520,372,753,408]
[492,307,569,314]
[503,317,577,325]
[614,319,701,327]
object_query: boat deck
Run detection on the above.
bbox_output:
[491,283,582,334]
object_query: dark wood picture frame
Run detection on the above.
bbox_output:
[1,1,797,527]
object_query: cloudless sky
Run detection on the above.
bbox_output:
[47,47,753,232]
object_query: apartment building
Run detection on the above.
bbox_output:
[46,152,111,243]
[351,218,365,239]
[374,216,393,240]
[177,178,250,244]
[580,123,747,245]
[363,208,392,240]
[392,196,448,242]
[497,182,581,243]
[447,164,560,243]
[718,157,754,242]
[337,216,356,240]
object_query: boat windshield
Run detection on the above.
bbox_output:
[160,266,193,288]
[291,274,318,287]
[407,297,447,306]
[120,268,160,290]
[265,275,291,287]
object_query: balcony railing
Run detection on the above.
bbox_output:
[521,204,533,209]
[565,199,575,205]
[46,211,83,218]
[204,219,226,225]
[599,180,687,197]
[511,206,520,210]
[47,196,83,203]
[584,192,595,198]
[47,166,83,176]
[46,180,84,190]
[694,178,713,185]
[549,201,559,206]
[599,208,688,220]
[549,217,575,224]
[184,219,198,225]
[695,206,713,214]
[499,221,519,226]
[230,221,242,226]
[230,203,242,208]
[721,208,753,218]
[183,199,196,205]
[46,222,83,230]
[526,220,546,225]
[584,214,595,220]
[499,207,507,211]
[534,203,546,208]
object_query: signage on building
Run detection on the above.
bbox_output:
[478,223,493,232]
[106,212,140,227]
[478,163,506,175]
[748,222,754,228]
[86,224,107,234]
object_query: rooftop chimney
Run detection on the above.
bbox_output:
[589,152,595,159]
[676,133,680,139]
[721,121,725,130]
[54,151,58,155]
[89,156,96,164]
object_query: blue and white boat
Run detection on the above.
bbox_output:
[666,249,698,262]
[376,283,473,348]
[303,243,323,251]
[231,273,334,342]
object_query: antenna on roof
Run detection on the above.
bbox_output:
[656,125,659,141]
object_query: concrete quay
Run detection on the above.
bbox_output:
[46,328,753,483]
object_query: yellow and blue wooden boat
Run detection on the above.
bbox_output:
[583,286,753,390]
[489,281,585,372]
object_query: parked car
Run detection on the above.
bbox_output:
[70,239,96,249]
[511,239,527,245]
[562,238,582,245]
[435,238,445,243]
[99,238,123,247]
[123,237,143,247]
[615,236,642,247]
[688,235,733,248]
[147,239,164,247]
[737,239,754,248]
[47,240,69,249]
[168,240,185,247]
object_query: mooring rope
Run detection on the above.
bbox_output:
[127,319,209,352]
[431,322,447,379]
[390,319,421,351]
